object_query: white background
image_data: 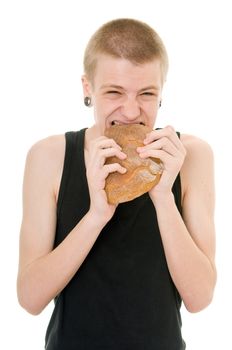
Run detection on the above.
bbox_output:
[0,0,231,349]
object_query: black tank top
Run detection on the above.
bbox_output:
[45,129,186,350]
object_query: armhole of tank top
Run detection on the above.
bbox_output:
[56,131,77,218]
[173,131,182,215]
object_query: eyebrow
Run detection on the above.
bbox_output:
[139,85,160,92]
[100,84,160,92]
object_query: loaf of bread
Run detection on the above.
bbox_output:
[104,124,163,204]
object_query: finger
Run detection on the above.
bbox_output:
[138,149,172,164]
[144,126,184,153]
[138,136,177,157]
[100,148,127,160]
[91,145,126,168]
[144,125,176,141]
[103,163,127,176]
[93,137,122,151]
[95,149,126,169]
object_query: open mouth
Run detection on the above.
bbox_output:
[111,121,145,126]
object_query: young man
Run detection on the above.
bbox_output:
[17,18,216,349]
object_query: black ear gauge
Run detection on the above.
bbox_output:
[84,96,91,107]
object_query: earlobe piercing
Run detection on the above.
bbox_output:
[84,96,91,107]
[159,100,162,108]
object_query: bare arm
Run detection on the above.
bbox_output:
[138,127,216,312]
[17,134,126,315]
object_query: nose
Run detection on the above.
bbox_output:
[120,96,140,120]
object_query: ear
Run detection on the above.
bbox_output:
[81,75,92,97]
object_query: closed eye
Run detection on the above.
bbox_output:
[107,90,121,94]
[141,92,156,96]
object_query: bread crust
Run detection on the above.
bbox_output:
[104,124,163,204]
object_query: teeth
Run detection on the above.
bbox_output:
[111,121,145,126]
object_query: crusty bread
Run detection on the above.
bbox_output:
[104,124,163,204]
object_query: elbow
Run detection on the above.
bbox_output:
[183,267,217,313]
[183,283,216,313]
[17,279,45,316]
[184,290,214,313]
[18,299,44,316]
[17,291,45,316]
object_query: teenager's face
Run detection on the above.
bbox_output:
[82,55,163,135]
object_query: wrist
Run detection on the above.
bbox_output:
[86,209,110,230]
[150,190,175,208]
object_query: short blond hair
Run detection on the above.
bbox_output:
[83,18,169,85]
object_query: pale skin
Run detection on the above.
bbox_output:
[17,55,216,315]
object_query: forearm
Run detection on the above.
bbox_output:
[17,211,105,315]
[152,193,216,313]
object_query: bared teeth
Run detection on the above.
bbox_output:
[111,121,145,126]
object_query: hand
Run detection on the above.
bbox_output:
[86,136,127,224]
[137,126,186,200]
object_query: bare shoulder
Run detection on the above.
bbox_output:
[181,133,214,156]
[27,134,65,160]
[181,133,214,168]
[25,134,66,201]
[180,133,214,196]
